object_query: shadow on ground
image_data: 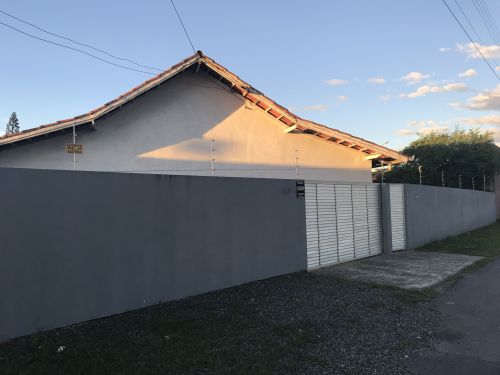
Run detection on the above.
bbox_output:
[0,270,438,375]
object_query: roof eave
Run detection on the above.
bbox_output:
[0,52,203,147]
[0,52,409,165]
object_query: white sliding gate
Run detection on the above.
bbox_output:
[305,182,383,270]
[390,184,406,251]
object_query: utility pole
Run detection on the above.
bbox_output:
[459,174,462,189]
[472,177,475,190]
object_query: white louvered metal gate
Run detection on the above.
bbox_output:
[390,184,406,251]
[305,182,383,270]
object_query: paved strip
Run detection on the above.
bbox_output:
[410,257,500,374]
[316,251,482,289]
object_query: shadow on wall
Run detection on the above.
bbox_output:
[0,66,370,181]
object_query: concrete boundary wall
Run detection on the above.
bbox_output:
[0,168,307,341]
[496,175,500,219]
[403,184,496,249]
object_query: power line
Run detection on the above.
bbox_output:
[476,0,500,43]
[0,9,163,72]
[472,0,500,50]
[0,21,157,75]
[480,0,500,44]
[441,0,500,80]
[453,0,499,66]
[477,0,500,52]
[169,0,196,53]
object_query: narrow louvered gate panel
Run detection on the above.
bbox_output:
[352,185,370,259]
[390,184,406,251]
[366,186,383,255]
[305,183,320,269]
[305,182,383,270]
[317,184,339,266]
[335,185,355,263]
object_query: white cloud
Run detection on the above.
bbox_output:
[458,68,478,78]
[461,115,500,126]
[400,82,469,98]
[290,104,328,112]
[399,71,430,85]
[439,47,452,52]
[368,77,386,84]
[396,129,415,136]
[337,95,348,101]
[496,66,500,71]
[418,127,451,135]
[451,84,500,110]
[457,42,500,59]
[397,120,450,137]
[379,94,391,101]
[325,78,348,86]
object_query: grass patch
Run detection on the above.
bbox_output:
[0,290,321,375]
[418,221,500,260]
[414,220,500,292]
[0,272,439,375]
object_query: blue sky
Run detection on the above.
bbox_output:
[1,0,500,150]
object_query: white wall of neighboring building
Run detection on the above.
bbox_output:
[0,69,372,182]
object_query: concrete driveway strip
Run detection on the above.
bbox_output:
[410,257,500,374]
[316,251,482,289]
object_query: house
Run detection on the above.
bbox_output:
[0,51,407,181]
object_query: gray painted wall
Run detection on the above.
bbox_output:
[496,175,500,219]
[0,168,307,341]
[404,184,496,249]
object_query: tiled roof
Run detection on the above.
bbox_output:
[0,51,408,163]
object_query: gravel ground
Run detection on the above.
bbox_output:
[0,271,439,374]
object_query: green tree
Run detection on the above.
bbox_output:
[379,129,500,190]
[5,112,20,134]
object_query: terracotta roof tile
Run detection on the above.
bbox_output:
[0,51,407,163]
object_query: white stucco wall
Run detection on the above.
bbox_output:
[0,69,372,182]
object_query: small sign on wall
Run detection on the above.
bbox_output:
[296,180,305,198]
[65,144,83,154]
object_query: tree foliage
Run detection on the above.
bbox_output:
[5,112,20,134]
[379,129,500,190]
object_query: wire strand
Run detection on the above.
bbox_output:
[480,0,500,44]
[0,9,163,72]
[441,0,500,80]
[169,0,196,53]
[0,21,157,75]
[472,0,500,50]
[453,0,499,66]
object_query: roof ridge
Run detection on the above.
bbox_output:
[0,52,407,163]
